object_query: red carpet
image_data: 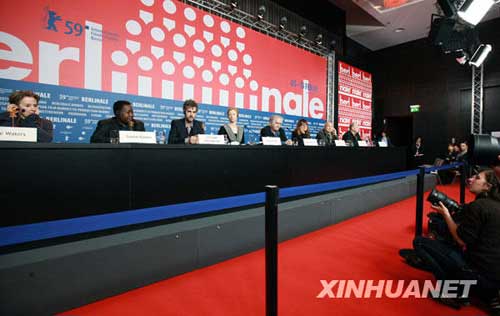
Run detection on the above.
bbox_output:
[60,184,489,316]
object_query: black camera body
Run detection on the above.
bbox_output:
[426,189,463,242]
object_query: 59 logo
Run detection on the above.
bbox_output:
[45,9,84,36]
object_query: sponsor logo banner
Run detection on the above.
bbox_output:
[337,61,372,140]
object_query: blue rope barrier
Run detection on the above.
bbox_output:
[0,168,420,247]
[424,162,463,173]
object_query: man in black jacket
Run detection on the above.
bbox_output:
[168,99,205,144]
[260,114,292,145]
[0,90,53,143]
[90,100,145,143]
[342,122,362,147]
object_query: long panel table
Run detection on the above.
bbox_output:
[1,143,408,227]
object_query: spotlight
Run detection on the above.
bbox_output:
[279,16,288,30]
[469,44,492,67]
[299,25,307,38]
[428,15,479,54]
[329,39,337,51]
[315,34,323,45]
[454,49,469,64]
[257,5,266,20]
[458,0,495,25]
[230,1,237,9]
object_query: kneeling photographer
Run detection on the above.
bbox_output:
[402,168,500,313]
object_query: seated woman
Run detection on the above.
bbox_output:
[0,90,53,142]
[291,119,310,146]
[218,107,244,144]
[316,122,338,146]
[401,169,500,313]
[444,143,457,163]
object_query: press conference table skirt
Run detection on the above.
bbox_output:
[0,143,407,227]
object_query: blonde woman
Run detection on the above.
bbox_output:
[218,107,244,144]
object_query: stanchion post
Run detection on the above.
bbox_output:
[415,167,426,237]
[460,162,467,205]
[265,185,279,316]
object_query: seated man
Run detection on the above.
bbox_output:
[260,115,292,145]
[456,141,469,162]
[378,131,392,147]
[0,90,53,142]
[90,100,145,143]
[342,122,362,147]
[316,122,338,146]
[168,99,205,144]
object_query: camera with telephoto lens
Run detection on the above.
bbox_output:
[426,189,463,242]
[468,134,500,166]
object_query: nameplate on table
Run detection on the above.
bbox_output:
[262,137,282,146]
[303,139,318,146]
[0,126,37,142]
[378,141,388,147]
[358,140,368,147]
[119,131,156,144]
[198,134,225,145]
[334,140,347,147]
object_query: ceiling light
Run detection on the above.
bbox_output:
[257,5,266,20]
[394,27,405,32]
[315,34,323,45]
[299,25,307,37]
[329,39,337,51]
[279,16,288,30]
[230,1,237,9]
[454,49,469,64]
[469,44,492,67]
[457,0,495,25]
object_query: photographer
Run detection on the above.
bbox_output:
[403,169,500,312]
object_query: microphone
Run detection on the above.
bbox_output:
[128,120,134,130]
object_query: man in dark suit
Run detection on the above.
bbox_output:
[90,100,145,143]
[260,114,292,145]
[378,131,393,147]
[342,122,362,147]
[168,99,205,144]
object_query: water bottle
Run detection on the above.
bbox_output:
[157,130,166,144]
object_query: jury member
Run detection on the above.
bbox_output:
[90,100,145,143]
[0,90,53,142]
[218,107,244,144]
[168,99,205,144]
[342,122,362,147]
[260,115,292,145]
[378,131,392,147]
[291,119,310,146]
[316,122,338,146]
